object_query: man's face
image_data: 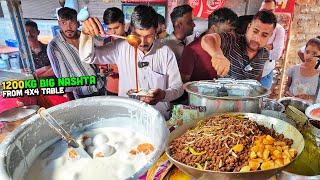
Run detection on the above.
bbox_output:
[304,44,320,64]
[26,26,39,41]
[246,19,274,51]
[260,2,276,12]
[107,22,125,37]
[176,12,195,37]
[157,23,166,35]
[131,27,156,53]
[58,18,78,38]
[210,21,236,34]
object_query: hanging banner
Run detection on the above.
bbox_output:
[188,0,225,19]
[275,0,295,13]
[121,0,166,3]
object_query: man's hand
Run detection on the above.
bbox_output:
[211,54,230,77]
[284,90,292,97]
[82,17,105,36]
[295,94,313,101]
[140,89,166,105]
[266,44,273,51]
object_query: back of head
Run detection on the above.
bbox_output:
[306,38,320,50]
[208,7,238,29]
[103,7,124,25]
[260,0,276,11]
[157,14,165,25]
[170,4,193,26]
[25,20,38,31]
[131,5,158,29]
[253,10,277,28]
[58,7,77,20]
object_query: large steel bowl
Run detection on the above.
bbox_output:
[278,97,311,112]
[0,96,169,180]
[165,113,305,180]
[185,80,270,116]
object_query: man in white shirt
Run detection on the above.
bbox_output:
[260,0,286,89]
[79,5,183,119]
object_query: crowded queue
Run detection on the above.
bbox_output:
[22,0,319,118]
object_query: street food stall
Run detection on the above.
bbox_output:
[0,0,320,180]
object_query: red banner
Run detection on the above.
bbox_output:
[275,0,295,13]
[188,0,225,19]
[121,0,166,3]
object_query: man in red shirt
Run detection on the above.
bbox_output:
[99,7,126,95]
[179,8,238,82]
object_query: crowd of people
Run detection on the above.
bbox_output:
[19,0,319,118]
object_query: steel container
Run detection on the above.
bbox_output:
[166,113,305,180]
[0,96,169,180]
[184,80,270,116]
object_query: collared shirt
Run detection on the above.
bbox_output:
[162,33,193,63]
[32,42,51,69]
[47,32,104,97]
[179,34,218,81]
[262,23,286,77]
[220,33,269,80]
[79,33,184,118]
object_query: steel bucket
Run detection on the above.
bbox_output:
[0,96,169,180]
[166,113,305,180]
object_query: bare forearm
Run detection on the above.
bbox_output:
[201,34,223,57]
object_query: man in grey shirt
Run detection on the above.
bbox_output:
[79,5,183,119]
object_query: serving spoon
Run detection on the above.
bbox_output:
[38,108,91,159]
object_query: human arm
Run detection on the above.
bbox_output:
[269,25,285,61]
[284,67,294,97]
[284,77,293,97]
[79,17,119,65]
[179,46,196,83]
[298,46,305,62]
[201,33,230,77]
[35,66,55,77]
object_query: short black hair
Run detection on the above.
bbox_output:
[306,38,320,50]
[58,7,77,21]
[25,20,38,31]
[253,10,277,28]
[157,13,165,25]
[131,5,158,29]
[103,7,124,25]
[208,8,238,29]
[264,0,277,4]
[170,4,193,26]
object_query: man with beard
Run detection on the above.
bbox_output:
[163,4,195,63]
[179,8,238,83]
[79,5,183,119]
[201,11,276,80]
[47,7,104,99]
[25,20,54,77]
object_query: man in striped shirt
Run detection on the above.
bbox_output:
[201,11,277,81]
[47,7,104,99]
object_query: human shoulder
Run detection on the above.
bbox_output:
[47,36,61,49]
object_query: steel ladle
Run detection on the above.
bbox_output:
[37,108,91,159]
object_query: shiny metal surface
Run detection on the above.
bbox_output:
[166,113,305,180]
[185,80,270,116]
[262,98,285,112]
[0,96,169,180]
[278,170,320,180]
[0,105,39,122]
[278,97,311,112]
[305,103,320,121]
